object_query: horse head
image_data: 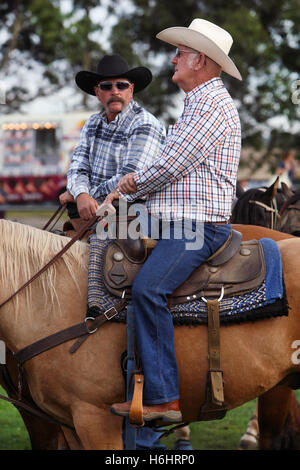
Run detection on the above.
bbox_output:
[232,177,286,229]
[278,190,300,236]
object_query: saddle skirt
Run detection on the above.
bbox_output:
[103,230,266,305]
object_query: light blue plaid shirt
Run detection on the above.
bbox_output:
[67,100,165,202]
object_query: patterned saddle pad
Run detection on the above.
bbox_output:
[88,236,289,325]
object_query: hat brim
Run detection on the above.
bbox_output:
[75,67,152,95]
[156,27,242,81]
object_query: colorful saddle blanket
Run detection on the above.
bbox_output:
[88,236,289,325]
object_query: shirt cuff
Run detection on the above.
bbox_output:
[72,186,90,200]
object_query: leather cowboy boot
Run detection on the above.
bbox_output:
[110,400,182,423]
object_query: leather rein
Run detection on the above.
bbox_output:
[248,197,280,230]
[0,206,127,430]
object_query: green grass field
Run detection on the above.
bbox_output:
[0,390,299,450]
[0,388,255,450]
[0,388,31,450]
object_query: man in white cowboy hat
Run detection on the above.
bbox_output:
[107,19,242,423]
[59,53,165,228]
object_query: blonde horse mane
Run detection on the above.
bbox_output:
[0,219,89,315]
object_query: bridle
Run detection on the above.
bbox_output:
[248,197,280,230]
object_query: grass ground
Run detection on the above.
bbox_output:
[5,209,68,230]
[0,388,31,450]
[1,392,299,450]
[0,387,256,450]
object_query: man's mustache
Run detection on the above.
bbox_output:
[107,97,125,105]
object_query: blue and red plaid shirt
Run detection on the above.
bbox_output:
[67,100,165,202]
[125,77,241,222]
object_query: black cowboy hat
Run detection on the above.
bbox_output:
[75,54,152,95]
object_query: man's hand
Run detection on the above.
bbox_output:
[96,189,120,228]
[103,189,120,206]
[76,193,99,221]
[59,190,74,205]
[96,189,120,217]
[117,173,137,194]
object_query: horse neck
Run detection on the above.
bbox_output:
[0,265,88,353]
[0,222,89,351]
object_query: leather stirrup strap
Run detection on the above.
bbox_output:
[129,373,145,427]
[207,298,224,406]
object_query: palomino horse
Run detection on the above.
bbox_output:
[0,219,299,450]
[0,349,67,450]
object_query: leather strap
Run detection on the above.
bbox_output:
[0,363,73,429]
[69,299,127,354]
[0,391,74,430]
[206,299,224,406]
[198,298,227,421]
[42,204,67,231]
[13,298,127,365]
[129,374,145,427]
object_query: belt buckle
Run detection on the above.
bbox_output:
[104,306,118,320]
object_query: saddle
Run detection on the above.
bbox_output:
[104,229,266,304]
[104,227,266,423]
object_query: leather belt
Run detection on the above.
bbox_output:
[208,221,230,225]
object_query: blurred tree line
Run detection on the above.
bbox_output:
[1,0,300,164]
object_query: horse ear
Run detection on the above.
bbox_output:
[261,177,279,202]
[280,182,294,199]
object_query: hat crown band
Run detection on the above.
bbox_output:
[188,19,233,56]
[96,54,131,77]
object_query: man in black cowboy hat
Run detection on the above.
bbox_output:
[60,54,169,450]
[59,54,165,227]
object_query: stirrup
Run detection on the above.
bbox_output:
[129,373,145,427]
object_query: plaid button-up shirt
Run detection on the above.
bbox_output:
[126,78,241,222]
[67,100,165,202]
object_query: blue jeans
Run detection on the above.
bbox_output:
[132,219,231,404]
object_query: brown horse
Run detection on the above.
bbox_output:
[233,182,300,449]
[278,191,300,236]
[232,179,290,229]
[0,219,299,450]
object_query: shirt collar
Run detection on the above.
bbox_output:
[184,77,224,105]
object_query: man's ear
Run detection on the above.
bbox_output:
[194,53,205,71]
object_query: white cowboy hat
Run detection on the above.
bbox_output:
[156,18,242,81]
